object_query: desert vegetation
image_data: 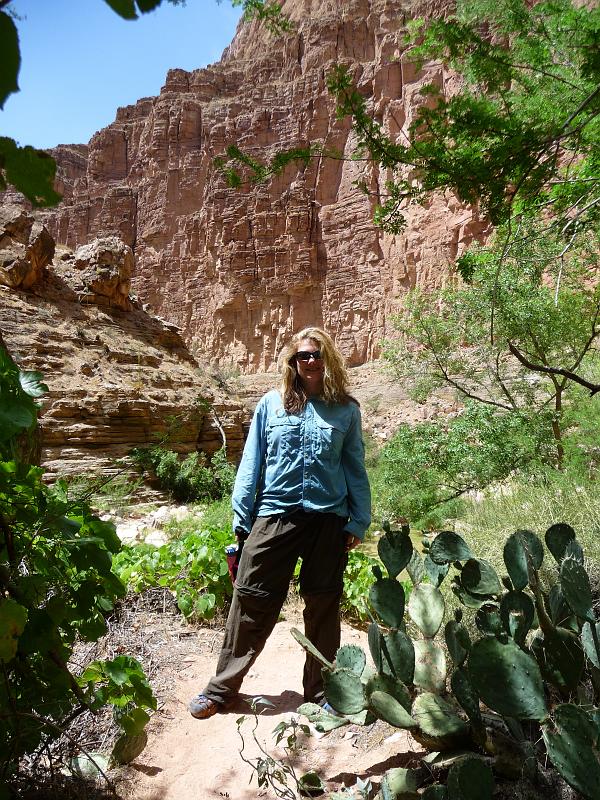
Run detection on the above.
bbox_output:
[2,0,600,796]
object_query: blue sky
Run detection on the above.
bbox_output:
[1,0,243,149]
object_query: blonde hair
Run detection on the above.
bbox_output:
[278,327,355,413]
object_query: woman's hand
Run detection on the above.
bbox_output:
[344,534,361,552]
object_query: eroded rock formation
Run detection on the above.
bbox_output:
[42,0,488,372]
[0,211,249,481]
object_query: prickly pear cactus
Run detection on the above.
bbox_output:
[499,590,534,645]
[408,583,445,638]
[323,668,367,715]
[365,672,411,712]
[468,638,547,720]
[459,558,502,597]
[378,528,413,579]
[543,704,600,800]
[369,577,405,628]
[380,766,421,799]
[545,523,575,564]
[335,644,366,675]
[447,757,494,800]
[502,529,543,590]
[413,639,447,694]
[428,531,473,565]
[369,690,416,729]
[411,692,469,750]
[560,555,595,623]
[444,614,471,667]
[293,521,600,800]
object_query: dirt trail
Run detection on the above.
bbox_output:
[121,620,419,799]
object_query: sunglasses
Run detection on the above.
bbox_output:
[295,350,322,362]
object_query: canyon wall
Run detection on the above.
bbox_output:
[0,206,248,481]
[43,0,487,371]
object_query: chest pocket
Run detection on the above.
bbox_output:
[314,418,345,462]
[266,415,302,460]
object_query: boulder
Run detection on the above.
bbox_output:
[0,204,54,289]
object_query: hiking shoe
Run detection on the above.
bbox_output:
[189,694,220,719]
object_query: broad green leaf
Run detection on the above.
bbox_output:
[102,0,138,19]
[0,11,20,108]
[0,397,35,440]
[0,137,62,207]
[119,707,150,737]
[111,731,148,764]
[18,370,48,398]
[0,599,28,661]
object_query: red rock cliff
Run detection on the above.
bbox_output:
[43,0,487,371]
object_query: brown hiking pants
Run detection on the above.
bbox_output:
[202,510,348,705]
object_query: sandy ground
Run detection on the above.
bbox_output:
[120,619,420,800]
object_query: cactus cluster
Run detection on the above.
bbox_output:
[292,520,600,799]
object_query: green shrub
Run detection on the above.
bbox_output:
[112,523,233,621]
[0,346,154,780]
[370,402,548,529]
[130,445,236,503]
[60,471,143,515]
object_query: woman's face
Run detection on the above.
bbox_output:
[294,337,325,396]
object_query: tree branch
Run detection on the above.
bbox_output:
[507,342,600,396]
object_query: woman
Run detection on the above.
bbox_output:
[189,327,371,719]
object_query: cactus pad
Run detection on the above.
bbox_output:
[369,690,417,729]
[581,621,600,669]
[565,538,584,563]
[412,692,469,749]
[365,672,411,712]
[452,581,486,609]
[297,702,349,732]
[290,627,334,670]
[447,757,494,800]
[323,668,367,715]
[335,644,366,676]
[407,549,426,586]
[369,578,405,628]
[413,640,447,693]
[368,622,383,672]
[500,590,534,645]
[474,604,503,636]
[444,619,471,667]
[424,554,450,587]
[428,532,473,565]
[450,667,481,726]
[380,767,421,799]
[548,584,575,629]
[460,558,502,597]
[543,704,600,800]
[503,529,543,590]
[408,584,445,638]
[378,530,413,578]
[560,556,595,623]
[545,523,575,564]
[468,638,547,720]
[380,629,415,685]
[532,627,584,692]
[369,692,417,729]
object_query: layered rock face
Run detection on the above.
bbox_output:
[0,209,249,481]
[44,0,487,371]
